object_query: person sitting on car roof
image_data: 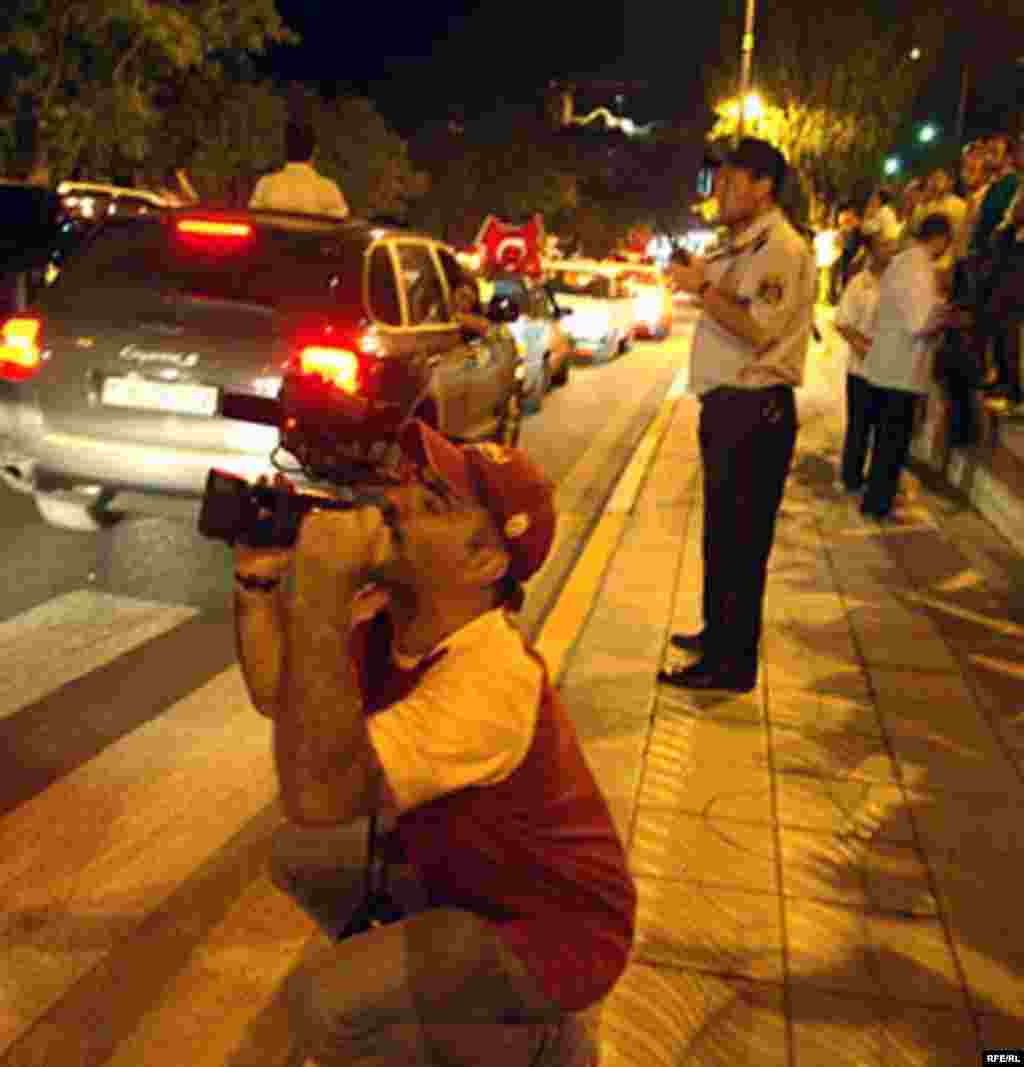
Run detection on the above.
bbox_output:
[248,122,350,219]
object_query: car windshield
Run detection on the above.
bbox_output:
[547,270,612,298]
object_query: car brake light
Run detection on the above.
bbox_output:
[0,317,44,382]
[298,346,360,394]
[174,218,254,254]
[176,219,253,239]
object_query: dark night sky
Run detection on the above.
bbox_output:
[268,1,1021,143]
[268,0,716,133]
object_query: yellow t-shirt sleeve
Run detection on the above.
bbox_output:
[367,634,541,813]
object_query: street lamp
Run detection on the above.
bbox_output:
[918,123,938,144]
[736,0,757,141]
[884,156,902,176]
[723,91,764,125]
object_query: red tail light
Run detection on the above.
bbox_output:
[174,218,254,253]
[297,346,360,394]
[0,316,44,382]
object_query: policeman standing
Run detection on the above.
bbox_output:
[660,138,816,692]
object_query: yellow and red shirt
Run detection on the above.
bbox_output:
[357,609,637,1012]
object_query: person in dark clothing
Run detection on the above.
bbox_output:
[980,191,1024,413]
[830,203,863,304]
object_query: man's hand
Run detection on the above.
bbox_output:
[234,474,296,582]
[294,505,397,594]
[665,256,708,295]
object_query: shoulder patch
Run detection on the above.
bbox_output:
[756,274,786,306]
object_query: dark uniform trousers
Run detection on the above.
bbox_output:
[698,385,797,667]
[861,385,917,518]
[840,373,877,490]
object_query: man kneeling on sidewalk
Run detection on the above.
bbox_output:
[233,421,636,1066]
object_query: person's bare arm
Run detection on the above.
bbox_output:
[274,508,393,827]
[234,578,287,718]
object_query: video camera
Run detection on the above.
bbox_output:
[197,379,404,549]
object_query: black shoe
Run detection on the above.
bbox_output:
[669,630,705,652]
[657,659,757,693]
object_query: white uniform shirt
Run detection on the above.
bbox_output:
[689,207,816,397]
[861,243,946,395]
[835,269,881,379]
[367,610,541,813]
[248,161,350,218]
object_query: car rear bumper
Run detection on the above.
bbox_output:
[2,422,281,498]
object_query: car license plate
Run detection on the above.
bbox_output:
[101,376,218,416]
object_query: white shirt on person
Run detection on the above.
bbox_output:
[689,207,817,396]
[835,269,881,380]
[248,161,349,218]
[861,243,946,395]
[367,610,541,813]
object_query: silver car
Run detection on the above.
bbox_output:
[0,210,525,530]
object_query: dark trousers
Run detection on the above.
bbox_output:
[698,385,797,665]
[861,385,917,517]
[840,372,876,489]
[991,323,1023,405]
[942,365,978,448]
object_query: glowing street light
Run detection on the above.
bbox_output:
[918,123,938,144]
[909,47,922,61]
[884,156,902,176]
[723,91,764,125]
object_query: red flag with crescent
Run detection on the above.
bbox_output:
[475,214,545,278]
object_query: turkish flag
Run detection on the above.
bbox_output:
[475,214,546,278]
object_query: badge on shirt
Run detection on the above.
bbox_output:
[756,275,785,306]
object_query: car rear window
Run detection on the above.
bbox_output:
[43,216,367,318]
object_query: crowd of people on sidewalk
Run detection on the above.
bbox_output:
[828,129,1024,465]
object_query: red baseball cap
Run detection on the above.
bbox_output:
[398,420,557,582]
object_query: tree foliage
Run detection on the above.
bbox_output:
[706,3,945,221]
[313,96,430,220]
[0,0,295,176]
[408,106,579,245]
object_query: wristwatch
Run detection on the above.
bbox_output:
[234,571,280,592]
[697,280,712,299]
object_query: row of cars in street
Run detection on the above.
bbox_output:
[1,184,674,531]
[473,258,674,412]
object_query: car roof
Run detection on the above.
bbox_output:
[57,182,170,207]
[175,207,440,248]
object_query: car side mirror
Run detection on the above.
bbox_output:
[487,295,520,323]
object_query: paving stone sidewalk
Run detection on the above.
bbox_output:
[557,317,1024,1066]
